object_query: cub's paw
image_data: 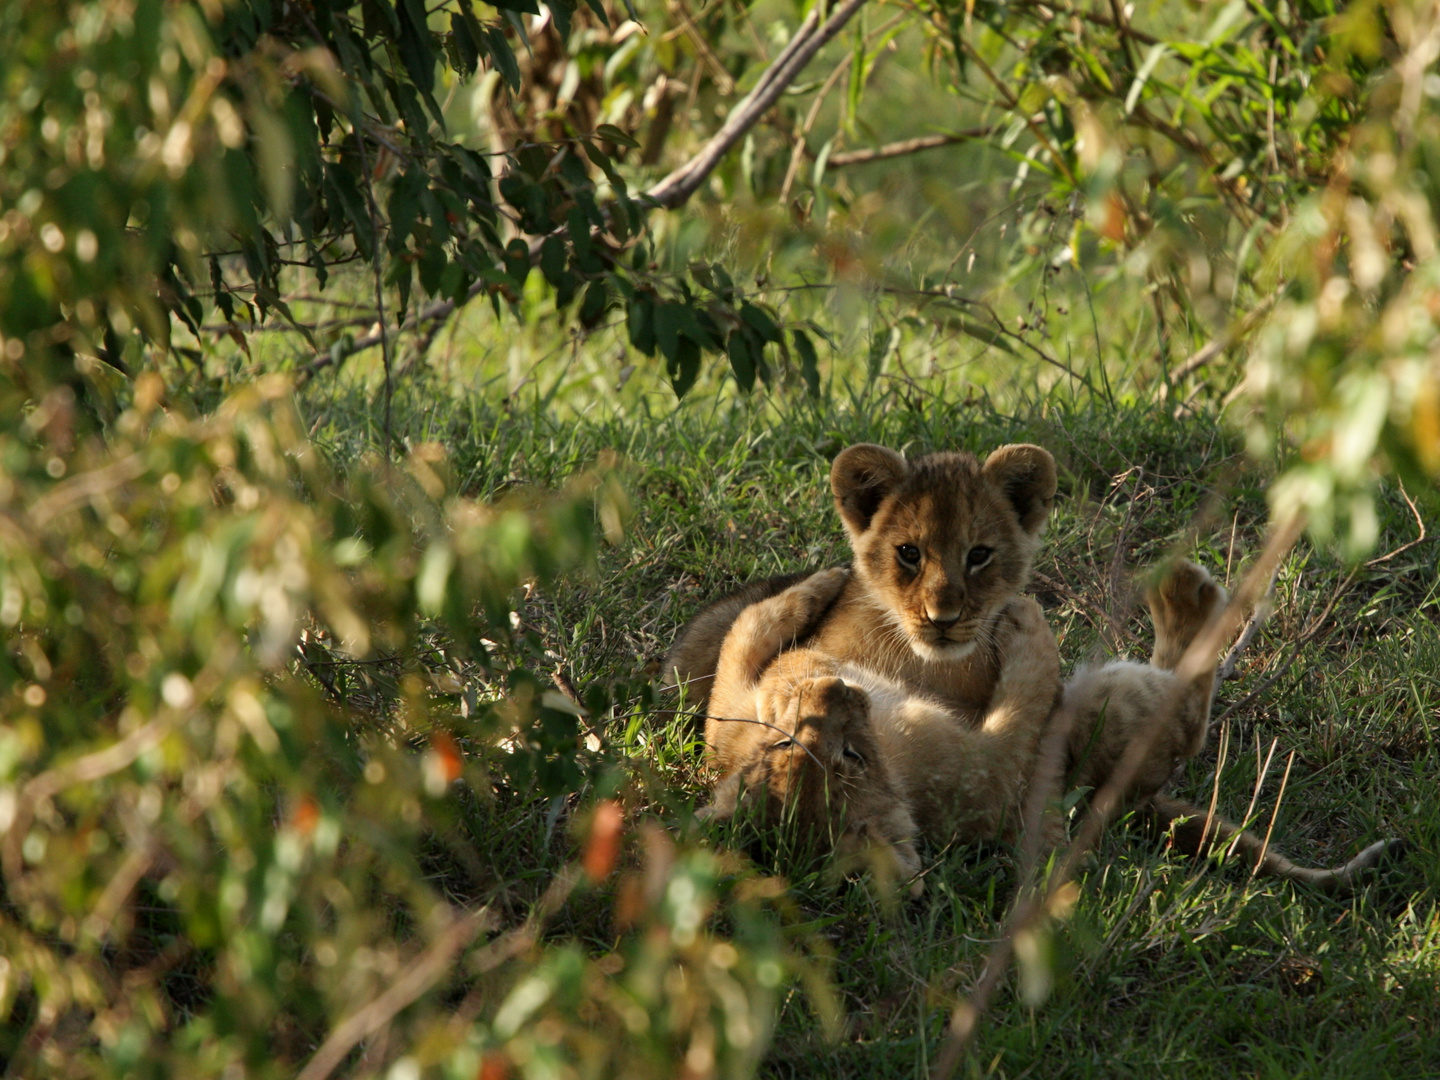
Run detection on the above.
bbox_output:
[836,827,925,898]
[794,675,869,727]
[993,596,1060,691]
[754,673,867,739]
[776,567,850,624]
[1146,559,1227,655]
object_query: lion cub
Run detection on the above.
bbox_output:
[697,558,1396,891]
[700,556,1226,882]
[677,443,1396,891]
[682,442,1065,879]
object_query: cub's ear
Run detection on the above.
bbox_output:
[982,444,1057,535]
[831,444,908,534]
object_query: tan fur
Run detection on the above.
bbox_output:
[698,444,1064,886]
[1058,560,1397,888]
[1064,559,1228,803]
[679,440,1396,891]
[662,571,814,706]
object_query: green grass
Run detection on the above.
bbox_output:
[297,357,1440,1079]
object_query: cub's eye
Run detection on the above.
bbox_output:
[966,546,993,570]
[895,544,921,567]
[841,745,866,766]
[771,738,796,750]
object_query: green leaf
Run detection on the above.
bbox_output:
[627,293,655,355]
[670,335,701,397]
[547,0,576,41]
[580,280,608,325]
[418,242,446,296]
[394,0,436,96]
[740,302,782,343]
[582,140,627,193]
[449,13,480,76]
[566,206,594,261]
[540,235,567,287]
[504,238,531,291]
[793,329,820,396]
[488,0,541,14]
[653,301,685,362]
[812,136,836,190]
[482,25,522,92]
[1124,43,1171,115]
[386,171,425,251]
[728,331,756,392]
[595,123,640,148]
[325,162,375,259]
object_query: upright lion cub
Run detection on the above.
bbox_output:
[696,442,1065,874]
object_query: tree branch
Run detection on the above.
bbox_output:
[644,0,873,209]
[824,128,994,167]
[307,2,873,376]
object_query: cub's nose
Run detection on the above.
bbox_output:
[925,608,961,630]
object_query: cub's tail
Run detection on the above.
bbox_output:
[1148,794,1401,891]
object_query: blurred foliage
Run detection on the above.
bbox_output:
[4,0,1436,531]
[0,374,839,1077]
[3,0,1440,1076]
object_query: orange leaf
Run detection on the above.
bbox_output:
[584,800,624,884]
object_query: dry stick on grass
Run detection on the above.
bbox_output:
[1150,294,1280,403]
[1366,481,1430,567]
[1209,563,1359,733]
[1253,749,1297,879]
[930,513,1307,1080]
[1217,562,1280,683]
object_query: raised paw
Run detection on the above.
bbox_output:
[794,675,869,728]
[1147,559,1227,669]
[992,596,1060,695]
[836,827,925,898]
[774,567,850,627]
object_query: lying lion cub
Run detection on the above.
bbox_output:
[672,442,1396,891]
[700,554,1233,887]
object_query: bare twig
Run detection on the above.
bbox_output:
[825,128,994,167]
[1011,0,1160,46]
[1209,563,1358,732]
[1151,294,1279,400]
[1252,749,1295,878]
[296,905,501,1080]
[1367,482,1430,566]
[1226,735,1279,863]
[1217,562,1280,682]
[666,0,736,94]
[778,49,860,205]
